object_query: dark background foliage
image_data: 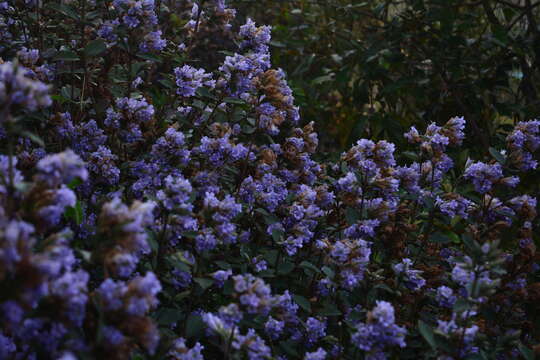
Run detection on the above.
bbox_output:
[235,0,540,152]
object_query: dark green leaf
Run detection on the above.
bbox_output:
[223,97,246,105]
[84,40,107,57]
[489,147,506,165]
[418,320,437,350]
[277,261,295,275]
[21,131,44,147]
[299,261,321,274]
[345,207,360,225]
[54,51,80,62]
[518,343,535,360]
[186,314,205,338]
[292,294,311,312]
[322,266,335,279]
[429,232,451,244]
[194,277,213,290]
[64,201,83,225]
[318,302,342,316]
[155,308,184,325]
[45,3,79,20]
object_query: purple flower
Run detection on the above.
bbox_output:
[125,272,161,316]
[464,161,505,193]
[87,146,120,185]
[305,348,327,360]
[139,30,167,53]
[435,286,457,308]
[0,333,16,359]
[240,174,288,212]
[97,19,120,42]
[213,269,232,287]
[102,326,126,346]
[175,65,215,97]
[0,61,51,112]
[352,301,406,355]
[436,195,472,219]
[232,328,272,360]
[168,337,204,360]
[265,317,284,340]
[195,229,218,252]
[306,317,327,344]
[36,150,88,186]
[239,18,272,52]
[99,198,155,277]
[49,270,89,326]
[112,0,158,28]
[171,269,192,289]
[393,258,426,291]
[17,47,40,65]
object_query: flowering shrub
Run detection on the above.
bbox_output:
[0,1,539,359]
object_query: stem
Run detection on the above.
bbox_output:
[78,0,87,118]
[156,212,170,274]
[225,325,236,360]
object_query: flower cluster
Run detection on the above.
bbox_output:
[0,0,539,359]
[351,301,407,358]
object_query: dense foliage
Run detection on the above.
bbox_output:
[0,0,540,359]
[240,0,540,151]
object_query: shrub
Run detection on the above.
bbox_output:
[0,0,539,359]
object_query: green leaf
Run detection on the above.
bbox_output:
[50,94,69,104]
[186,314,205,338]
[299,261,321,274]
[45,3,79,20]
[21,131,44,147]
[262,249,278,265]
[453,298,470,313]
[155,308,184,325]
[136,53,162,62]
[312,74,334,85]
[402,151,420,161]
[418,320,437,350]
[271,228,284,242]
[318,302,342,316]
[292,294,311,313]
[64,201,83,225]
[489,147,506,165]
[345,207,360,225]
[194,277,213,291]
[196,87,216,99]
[174,290,191,302]
[146,230,158,252]
[223,97,246,105]
[429,232,451,244]
[67,177,82,190]
[60,86,73,100]
[518,343,535,360]
[215,261,232,269]
[322,266,335,279]
[84,39,107,57]
[54,50,80,62]
[277,261,295,275]
[279,340,300,357]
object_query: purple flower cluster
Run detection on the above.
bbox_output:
[175,65,215,97]
[464,161,519,193]
[1,0,540,358]
[352,301,407,358]
[506,120,540,170]
[98,198,155,277]
[0,61,51,113]
[97,272,161,354]
[326,238,372,289]
[112,0,158,29]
